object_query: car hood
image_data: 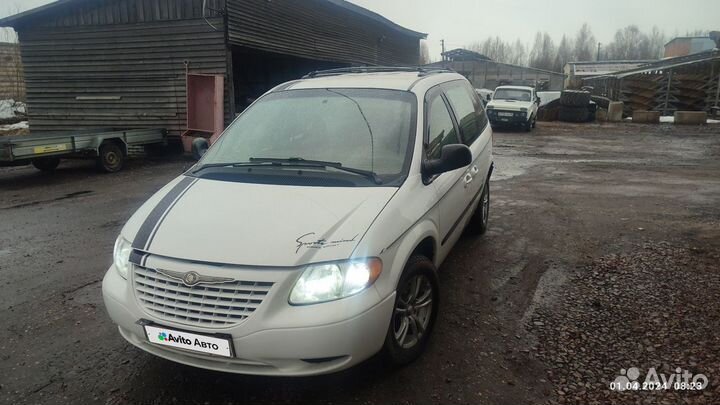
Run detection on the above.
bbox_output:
[487,100,531,111]
[122,176,397,267]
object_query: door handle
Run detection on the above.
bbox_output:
[470,166,479,176]
[463,173,473,185]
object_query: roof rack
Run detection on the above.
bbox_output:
[302,66,454,79]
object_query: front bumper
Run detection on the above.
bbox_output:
[102,262,395,376]
[488,110,528,125]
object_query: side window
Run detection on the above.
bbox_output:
[444,82,487,146]
[426,94,460,160]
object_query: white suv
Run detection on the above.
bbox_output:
[102,67,494,376]
[486,85,539,131]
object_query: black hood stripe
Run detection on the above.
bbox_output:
[132,176,197,251]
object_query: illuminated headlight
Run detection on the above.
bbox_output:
[113,236,132,279]
[289,258,383,305]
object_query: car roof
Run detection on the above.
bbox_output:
[495,85,534,91]
[278,71,467,92]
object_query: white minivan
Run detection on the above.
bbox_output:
[102,67,493,376]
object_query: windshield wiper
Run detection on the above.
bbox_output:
[190,161,275,174]
[249,157,383,185]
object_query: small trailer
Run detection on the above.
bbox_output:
[0,128,166,173]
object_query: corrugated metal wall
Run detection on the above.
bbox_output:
[226,0,421,66]
[11,0,423,135]
[18,17,227,135]
[0,43,25,101]
[30,0,224,27]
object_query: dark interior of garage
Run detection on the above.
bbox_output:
[230,46,348,113]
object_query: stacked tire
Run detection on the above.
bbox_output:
[558,90,591,123]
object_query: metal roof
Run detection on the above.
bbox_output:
[441,48,491,62]
[0,0,427,38]
[613,50,720,78]
[567,60,656,77]
[584,50,720,80]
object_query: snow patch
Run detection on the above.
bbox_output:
[0,99,14,119]
[625,116,720,124]
[0,99,26,119]
[537,91,561,107]
[0,121,29,131]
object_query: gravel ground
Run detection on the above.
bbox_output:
[528,242,720,404]
[1,121,719,404]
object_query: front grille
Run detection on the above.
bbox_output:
[133,266,273,327]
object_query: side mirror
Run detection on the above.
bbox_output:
[422,144,472,177]
[536,98,541,105]
[191,137,209,160]
[486,94,492,101]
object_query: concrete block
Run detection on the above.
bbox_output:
[674,111,707,125]
[607,102,624,122]
[632,110,661,124]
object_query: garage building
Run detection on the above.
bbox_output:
[427,48,566,91]
[0,0,426,137]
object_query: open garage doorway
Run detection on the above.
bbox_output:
[230,46,349,114]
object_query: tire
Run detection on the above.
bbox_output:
[532,115,537,128]
[559,106,590,123]
[523,119,532,132]
[468,179,490,235]
[383,255,439,366]
[96,142,125,173]
[32,157,60,172]
[560,90,591,107]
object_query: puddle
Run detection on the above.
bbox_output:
[492,156,546,181]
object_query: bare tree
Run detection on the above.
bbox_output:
[647,26,666,59]
[529,32,556,71]
[607,25,654,60]
[574,23,596,61]
[685,29,710,37]
[554,35,573,72]
[509,39,527,66]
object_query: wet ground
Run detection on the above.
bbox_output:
[1,121,719,404]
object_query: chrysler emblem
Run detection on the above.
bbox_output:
[183,271,201,286]
[155,268,234,287]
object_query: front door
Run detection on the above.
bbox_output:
[424,87,471,261]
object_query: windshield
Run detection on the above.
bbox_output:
[493,89,532,102]
[197,88,416,186]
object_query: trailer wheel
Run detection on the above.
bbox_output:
[32,157,61,172]
[97,142,124,173]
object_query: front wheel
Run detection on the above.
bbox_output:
[524,118,532,132]
[383,255,439,366]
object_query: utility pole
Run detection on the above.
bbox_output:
[597,42,601,61]
[441,39,446,61]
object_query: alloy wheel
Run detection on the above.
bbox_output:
[393,274,434,349]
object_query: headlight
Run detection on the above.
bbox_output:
[113,236,132,279]
[520,107,528,112]
[289,258,382,305]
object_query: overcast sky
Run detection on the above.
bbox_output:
[2,0,719,60]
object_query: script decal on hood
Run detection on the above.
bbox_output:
[295,232,359,254]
